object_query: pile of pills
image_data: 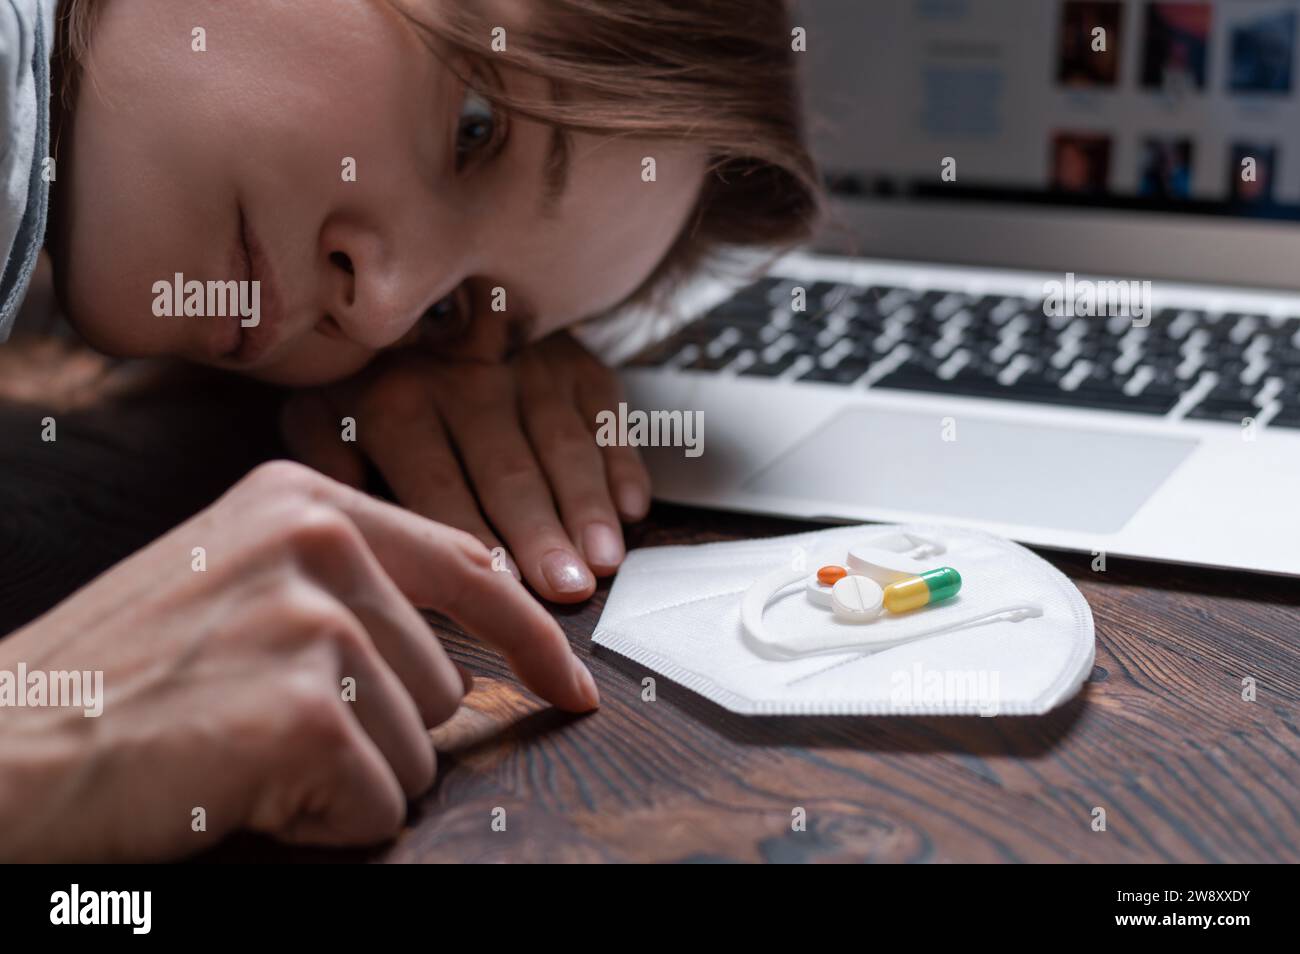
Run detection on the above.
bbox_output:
[807,542,962,623]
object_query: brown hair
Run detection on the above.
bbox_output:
[54,0,821,310]
[53,0,98,110]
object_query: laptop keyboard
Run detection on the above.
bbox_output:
[628,276,1300,429]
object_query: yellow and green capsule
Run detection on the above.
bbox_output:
[882,567,962,613]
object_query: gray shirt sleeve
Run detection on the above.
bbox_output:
[0,0,53,343]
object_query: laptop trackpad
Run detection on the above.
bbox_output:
[744,407,1197,534]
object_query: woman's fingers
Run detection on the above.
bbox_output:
[270,704,410,847]
[519,360,626,577]
[346,384,518,578]
[276,588,437,799]
[337,648,437,799]
[288,514,469,731]
[279,389,367,489]
[434,369,597,603]
[596,441,652,522]
[287,342,639,597]
[570,345,653,522]
[276,467,598,711]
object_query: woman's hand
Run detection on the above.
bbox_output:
[280,332,651,603]
[0,461,598,862]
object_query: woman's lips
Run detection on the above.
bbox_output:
[226,207,286,367]
[204,214,249,361]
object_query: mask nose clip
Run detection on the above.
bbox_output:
[844,531,948,586]
[906,538,944,560]
[858,530,947,560]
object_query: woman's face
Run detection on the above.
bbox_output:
[56,0,706,385]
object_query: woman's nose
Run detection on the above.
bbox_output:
[319,222,431,350]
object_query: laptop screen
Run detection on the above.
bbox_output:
[803,0,1300,222]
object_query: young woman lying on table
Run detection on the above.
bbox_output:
[0,0,818,859]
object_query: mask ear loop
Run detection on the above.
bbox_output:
[741,566,809,648]
[909,603,1044,638]
[740,540,853,643]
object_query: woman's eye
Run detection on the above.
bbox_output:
[418,290,472,348]
[456,88,497,165]
[424,294,457,325]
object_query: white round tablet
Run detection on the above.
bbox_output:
[830,575,884,622]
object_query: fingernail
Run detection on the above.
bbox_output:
[540,548,593,594]
[616,483,648,520]
[582,523,624,569]
[572,659,600,709]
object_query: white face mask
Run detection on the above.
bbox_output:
[592,524,1095,717]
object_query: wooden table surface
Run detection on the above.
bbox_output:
[2,359,1297,863]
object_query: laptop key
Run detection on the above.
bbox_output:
[624,331,705,368]
[727,279,783,307]
[1269,404,1300,428]
[872,364,1178,414]
[700,305,773,329]
[1186,399,1262,424]
[681,346,746,373]
[799,357,873,384]
[739,352,802,377]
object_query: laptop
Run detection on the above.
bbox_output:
[620,0,1300,577]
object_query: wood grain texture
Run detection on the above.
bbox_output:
[1,367,1296,863]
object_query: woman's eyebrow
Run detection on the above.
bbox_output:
[539,127,571,217]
